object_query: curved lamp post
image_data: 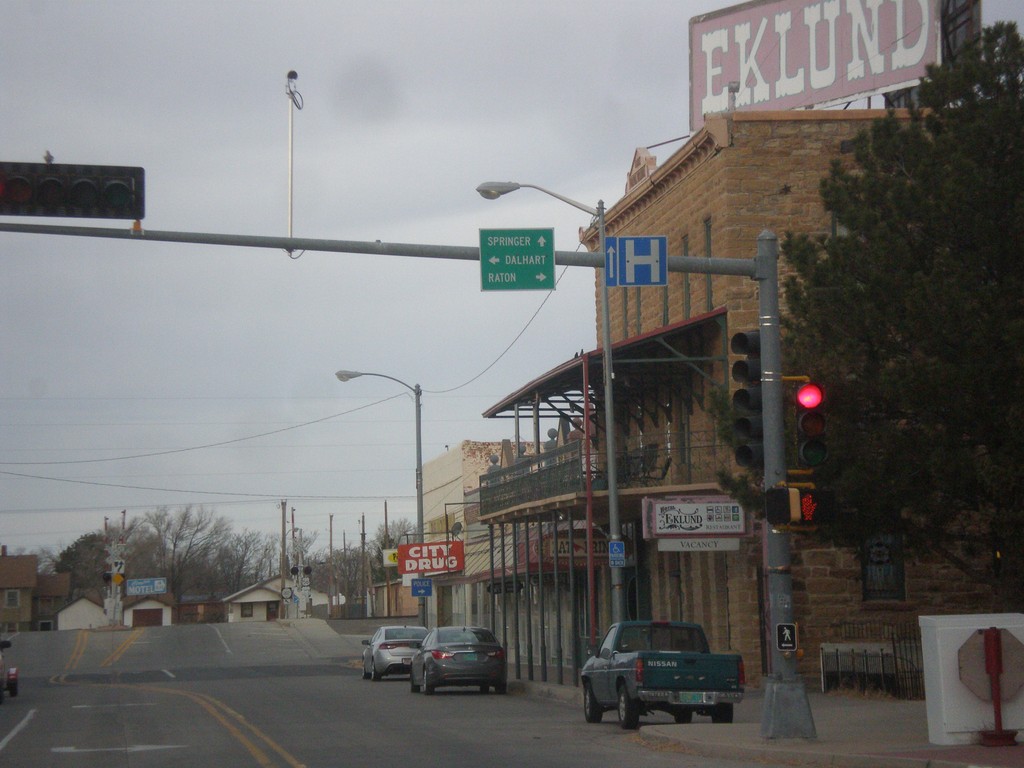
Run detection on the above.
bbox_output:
[335,369,424,624]
[475,181,624,625]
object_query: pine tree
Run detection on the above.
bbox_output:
[783,23,1024,609]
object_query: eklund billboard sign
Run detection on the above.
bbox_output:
[689,0,940,130]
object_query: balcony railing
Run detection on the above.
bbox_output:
[478,436,725,518]
[479,441,586,516]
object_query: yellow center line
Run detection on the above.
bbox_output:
[65,629,89,672]
[52,674,307,768]
[129,684,307,767]
[101,627,145,667]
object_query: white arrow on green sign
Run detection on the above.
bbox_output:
[479,228,555,291]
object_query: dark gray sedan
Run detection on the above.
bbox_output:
[361,625,428,680]
[409,626,507,695]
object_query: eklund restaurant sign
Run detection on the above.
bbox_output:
[642,497,747,538]
[689,0,940,130]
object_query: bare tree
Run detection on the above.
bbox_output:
[215,530,279,595]
[369,518,415,585]
[141,506,232,602]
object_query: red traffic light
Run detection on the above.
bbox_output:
[0,161,145,219]
[796,382,823,409]
[796,381,827,467]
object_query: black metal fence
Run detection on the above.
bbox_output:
[479,442,586,516]
[819,620,924,699]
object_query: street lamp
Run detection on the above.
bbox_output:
[475,181,624,624]
[335,369,424,624]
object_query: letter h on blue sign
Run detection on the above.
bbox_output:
[605,236,668,287]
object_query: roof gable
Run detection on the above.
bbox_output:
[0,554,39,588]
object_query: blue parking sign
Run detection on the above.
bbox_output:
[608,540,626,568]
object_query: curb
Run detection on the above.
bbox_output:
[636,725,990,768]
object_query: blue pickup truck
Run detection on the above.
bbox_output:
[581,620,744,729]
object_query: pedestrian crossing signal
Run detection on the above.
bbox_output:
[776,623,798,651]
[765,487,836,526]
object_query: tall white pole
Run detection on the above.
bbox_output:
[285,71,302,244]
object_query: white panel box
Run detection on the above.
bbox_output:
[919,613,1024,745]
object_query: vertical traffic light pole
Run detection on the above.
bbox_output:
[755,230,817,739]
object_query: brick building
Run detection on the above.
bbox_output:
[475,108,999,687]
[0,550,71,632]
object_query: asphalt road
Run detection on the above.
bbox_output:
[0,622,774,768]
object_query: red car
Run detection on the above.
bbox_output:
[0,639,18,703]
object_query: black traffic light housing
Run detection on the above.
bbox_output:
[0,161,145,219]
[796,382,827,467]
[731,330,763,468]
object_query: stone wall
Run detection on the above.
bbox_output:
[582,109,999,687]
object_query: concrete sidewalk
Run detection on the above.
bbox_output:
[313,619,1023,768]
[510,675,1023,768]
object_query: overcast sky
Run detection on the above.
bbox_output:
[2,0,1021,558]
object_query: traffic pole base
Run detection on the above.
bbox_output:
[760,676,817,740]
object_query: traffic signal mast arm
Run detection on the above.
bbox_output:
[0,220,760,277]
[0,219,813,737]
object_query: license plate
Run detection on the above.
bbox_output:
[459,653,477,661]
[677,692,705,704]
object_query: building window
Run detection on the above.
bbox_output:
[241,602,254,618]
[862,533,906,601]
[5,589,19,609]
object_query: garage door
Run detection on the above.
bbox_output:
[132,608,163,627]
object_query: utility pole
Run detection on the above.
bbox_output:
[280,499,287,620]
[384,501,391,617]
[360,515,368,618]
[329,513,335,620]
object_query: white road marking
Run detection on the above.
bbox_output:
[211,624,233,654]
[0,709,36,753]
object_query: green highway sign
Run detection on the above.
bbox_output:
[479,228,555,291]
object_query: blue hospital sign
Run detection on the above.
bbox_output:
[605,236,668,287]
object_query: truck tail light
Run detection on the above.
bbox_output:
[634,657,644,685]
[738,659,746,686]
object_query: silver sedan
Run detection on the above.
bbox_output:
[361,625,428,680]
